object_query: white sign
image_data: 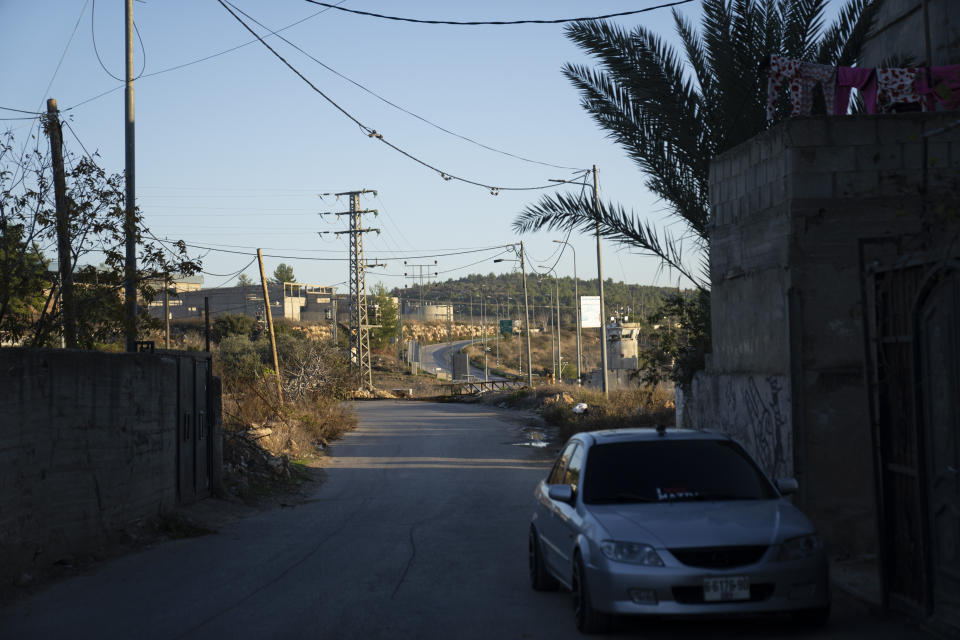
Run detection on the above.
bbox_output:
[580,296,601,328]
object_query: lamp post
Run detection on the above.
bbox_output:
[495,244,533,387]
[553,239,581,385]
[543,266,561,382]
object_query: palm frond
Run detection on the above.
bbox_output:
[513,192,709,290]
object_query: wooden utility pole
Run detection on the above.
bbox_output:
[123,0,138,352]
[45,98,76,348]
[257,249,283,402]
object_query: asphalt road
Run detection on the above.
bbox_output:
[0,402,937,639]
[420,338,504,381]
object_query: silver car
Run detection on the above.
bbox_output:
[529,428,829,633]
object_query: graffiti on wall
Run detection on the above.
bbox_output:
[684,372,792,479]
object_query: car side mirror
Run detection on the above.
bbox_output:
[547,484,574,504]
[776,478,799,495]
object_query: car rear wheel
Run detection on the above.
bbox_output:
[529,527,558,591]
[572,553,611,634]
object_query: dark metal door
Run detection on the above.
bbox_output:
[918,270,960,627]
[177,356,196,503]
[864,259,929,612]
[194,358,210,498]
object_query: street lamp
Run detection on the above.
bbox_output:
[495,243,533,387]
[542,266,561,382]
[553,239,581,385]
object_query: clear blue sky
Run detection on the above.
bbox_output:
[0,1,840,293]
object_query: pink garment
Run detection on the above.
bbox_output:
[915,65,960,110]
[767,56,837,119]
[876,67,925,113]
[834,67,877,115]
[798,62,836,116]
[767,55,802,121]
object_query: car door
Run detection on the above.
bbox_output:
[538,441,576,575]
[553,443,586,579]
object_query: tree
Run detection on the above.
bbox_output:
[271,263,295,285]
[369,283,398,351]
[236,273,253,287]
[0,129,201,347]
[513,0,881,385]
[0,224,49,343]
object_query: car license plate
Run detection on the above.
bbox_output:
[703,576,750,601]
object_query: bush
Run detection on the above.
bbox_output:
[211,314,255,343]
[218,335,263,383]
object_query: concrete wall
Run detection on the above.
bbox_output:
[859,0,960,67]
[0,348,188,584]
[685,113,960,556]
[684,373,793,481]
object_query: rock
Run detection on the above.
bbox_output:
[247,427,273,439]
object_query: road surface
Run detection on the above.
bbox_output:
[0,402,936,639]
[420,338,505,381]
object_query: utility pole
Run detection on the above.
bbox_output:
[257,249,283,402]
[521,244,533,387]
[163,273,170,349]
[124,0,138,352]
[403,261,437,322]
[332,297,338,344]
[554,239,580,385]
[322,190,381,390]
[593,165,609,394]
[45,98,76,349]
[204,296,211,352]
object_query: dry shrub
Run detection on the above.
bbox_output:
[511,383,675,442]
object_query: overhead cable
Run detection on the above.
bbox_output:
[302,0,696,25]
[216,0,572,194]
[223,0,584,172]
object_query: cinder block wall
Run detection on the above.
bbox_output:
[686,112,960,557]
[0,348,179,584]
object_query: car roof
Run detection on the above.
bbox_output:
[572,428,731,446]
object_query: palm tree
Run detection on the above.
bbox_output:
[513,0,883,290]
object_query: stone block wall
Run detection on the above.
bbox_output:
[0,348,187,584]
[684,112,960,557]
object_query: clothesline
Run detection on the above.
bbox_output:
[766,55,959,121]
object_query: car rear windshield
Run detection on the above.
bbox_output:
[582,439,777,504]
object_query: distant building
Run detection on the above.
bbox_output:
[149,281,335,322]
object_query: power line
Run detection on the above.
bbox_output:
[91,0,146,81]
[178,241,510,262]
[57,1,350,113]
[216,0,572,194]
[223,0,584,172]
[303,0,696,25]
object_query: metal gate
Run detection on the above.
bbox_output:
[170,353,213,505]
[862,237,960,630]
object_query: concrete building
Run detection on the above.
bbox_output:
[680,6,960,630]
[680,112,959,632]
[149,282,335,323]
[402,301,453,323]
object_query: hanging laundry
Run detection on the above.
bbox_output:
[797,62,836,116]
[876,68,926,113]
[915,65,960,110]
[767,55,802,121]
[767,56,836,120]
[834,67,877,115]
